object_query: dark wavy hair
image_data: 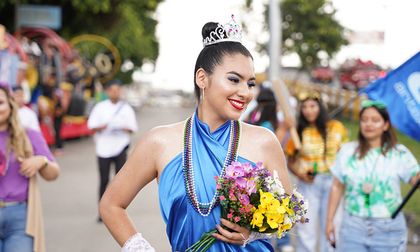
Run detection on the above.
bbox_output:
[194,22,253,101]
[356,106,397,159]
[297,98,329,155]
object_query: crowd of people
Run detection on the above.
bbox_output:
[245,83,419,252]
[0,16,419,252]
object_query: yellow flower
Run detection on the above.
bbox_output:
[260,190,275,205]
[278,216,293,233]
[258,203,268,212]
[280,197,294,216]
[279,222,292,232]
[259,225,268,232]
[277,229,285,238]
[251,209,265,228]
[266,213,284,229]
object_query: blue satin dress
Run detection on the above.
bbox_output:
[159,115,274,252]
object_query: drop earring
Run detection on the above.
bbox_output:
[201,88,205,102]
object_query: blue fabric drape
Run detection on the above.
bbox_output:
[159,114,273,251]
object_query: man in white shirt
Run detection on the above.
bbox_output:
[87,79,138,222]
[12,86,41,132]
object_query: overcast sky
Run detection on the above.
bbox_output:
[145,0,420,91]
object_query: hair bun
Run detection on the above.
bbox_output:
[201,22,224,40]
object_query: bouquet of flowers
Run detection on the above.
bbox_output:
[186,161,308,251]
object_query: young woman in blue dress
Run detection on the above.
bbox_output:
[99,17,292,251]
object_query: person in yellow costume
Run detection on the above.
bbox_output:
[284,90,348,252]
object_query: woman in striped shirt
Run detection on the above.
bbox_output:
[284,90,348,252]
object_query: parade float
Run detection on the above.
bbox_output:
[1,25,121,145]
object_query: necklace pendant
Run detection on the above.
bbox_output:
[362,182,373,194]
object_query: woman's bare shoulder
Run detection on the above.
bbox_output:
[138,120,185,148]
[134,120,185,172]
[240,122,277,143]
[239,122,280,162]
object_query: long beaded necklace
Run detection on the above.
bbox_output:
[182,113,240,216]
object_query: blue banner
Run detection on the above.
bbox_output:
[360,51,420,141]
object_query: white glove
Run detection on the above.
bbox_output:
[122,233,156,252]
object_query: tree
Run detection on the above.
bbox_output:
[0,0,163,82]
[246,0,348,71]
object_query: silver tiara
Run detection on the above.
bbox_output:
[203,15,242,47]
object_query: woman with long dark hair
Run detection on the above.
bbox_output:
[99,17,292,251]
[326,100,419,251]
[284,90,348,252]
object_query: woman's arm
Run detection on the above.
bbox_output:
[326,177,345,246]
[19,155,60,181]
[286,155,314,184]
[38,157,59,180]
[410,172,420,186]
[99,129,161,247]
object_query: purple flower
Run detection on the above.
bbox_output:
[256,162,264,170]
[246,179,256,194]
[238,194,250,205]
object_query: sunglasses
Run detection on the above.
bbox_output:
[361,100,386,109]
[297,91,321,102]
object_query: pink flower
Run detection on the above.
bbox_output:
[245,205,253,213]
[234,216,241,223]
[219,195,226,201]
[227,213,233,219]
[226,162,245,178]
[242,162,254,175]
[235,178,247,189]
[246,180,257,194]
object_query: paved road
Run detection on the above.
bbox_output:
[40,105,194,252]
[39,104,419,252]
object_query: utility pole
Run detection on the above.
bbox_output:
[269,0,301,149]
[269,0,281,81]
[14,0,20,32]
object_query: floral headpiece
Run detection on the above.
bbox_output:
[297,90,321,102]
[203,15,242,47]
